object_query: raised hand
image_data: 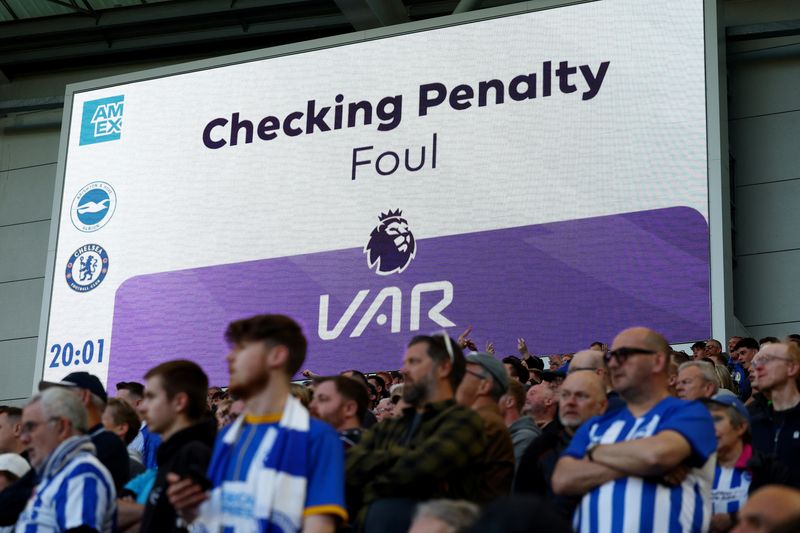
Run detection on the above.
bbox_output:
[458,326,478,351]
[485,341,495,355]
[517,338,530,357]
[166,473,208,523]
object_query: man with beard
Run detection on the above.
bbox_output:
[309,375,368,448]
[166,314,347,532]
[346,334,486,533]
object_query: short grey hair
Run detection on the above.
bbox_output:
[89,392,106,414]
[679,361,720,391]
[412,500,480,533]
[31,387,89,434]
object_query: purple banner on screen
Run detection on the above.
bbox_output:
[108,206,710,386]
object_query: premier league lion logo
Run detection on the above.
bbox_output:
[364,209,416,275]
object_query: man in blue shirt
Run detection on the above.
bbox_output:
[552,327,717,533]
[731,338,758,402]
[16,386,116,532]
[166,314,346,532]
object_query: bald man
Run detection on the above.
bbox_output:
[516,371,607,518]
[568,349,625,412]
[552,327,717,532]
[732,485,800,533]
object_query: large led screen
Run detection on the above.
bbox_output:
[43,0,710,386]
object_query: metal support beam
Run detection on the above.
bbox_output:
[453,0,483,14]
[0,0,18,20]
[0,13,348,66]
[726,19,800,42]
[46,0,90,15]
[332,0,409,30]
[0,97,65,116]
[0,0,305,40]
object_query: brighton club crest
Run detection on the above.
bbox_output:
[364,209,416,275]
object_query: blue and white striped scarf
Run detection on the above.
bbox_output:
[192,396,310,532]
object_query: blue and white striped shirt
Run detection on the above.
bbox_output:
[15,436,116,533]
[712,465,751,514]
[563,397,717,533]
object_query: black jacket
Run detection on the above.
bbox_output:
[0,467,36,526]
[746,445,790,493]
[139,418,217,533]
[514,419,579,519]
[89,423,131,492]
[749,400,800,488]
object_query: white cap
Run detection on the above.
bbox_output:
[0,453,30,478]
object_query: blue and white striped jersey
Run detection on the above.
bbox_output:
[563,397,717,533]
[195,411,347,531]
[712,465,751,514]
[15,437,116,533]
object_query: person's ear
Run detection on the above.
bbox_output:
[56,417,71,440]
[435,359,453,382]
[343,399,358,419]
[266,344,290,373]
[173,391,189,415]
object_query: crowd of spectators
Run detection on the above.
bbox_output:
[1,315,800,532]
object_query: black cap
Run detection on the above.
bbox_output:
[525,356,545,372]
[40,371,107,403]
[541,369,566,382]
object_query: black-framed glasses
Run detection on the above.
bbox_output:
[568,366,599,374]
[465,368,487,380]
[604,347,656,364]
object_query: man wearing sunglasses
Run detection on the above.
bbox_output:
[552,327,717,532]
[346,334,486,533]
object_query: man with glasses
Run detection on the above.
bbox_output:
[16,386,116,532]
[456,352,515,501]
[706,339,724,358]
[568,349,625,412]
[749,342,800,487]
[552,327,717,532]
[346,334,486,533]
[516,371,607,519]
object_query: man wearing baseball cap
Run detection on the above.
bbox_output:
[40,371,130,491]
[456,352,515,502]
[0,452,30,491]
[702,392,790,531]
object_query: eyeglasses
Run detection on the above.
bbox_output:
[752,355,796,367]
[20,417,59,436]
[568,366,599,374]
[431,330,455,362]
[465,369,488,380]
[604,347,656,364]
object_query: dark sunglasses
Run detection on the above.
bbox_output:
[604,347,656,364]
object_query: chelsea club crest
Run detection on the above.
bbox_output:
[65,244,109,292]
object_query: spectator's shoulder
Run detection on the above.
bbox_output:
[68,454,115,485]
[309,418,341,443]
[663,397,712,419]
